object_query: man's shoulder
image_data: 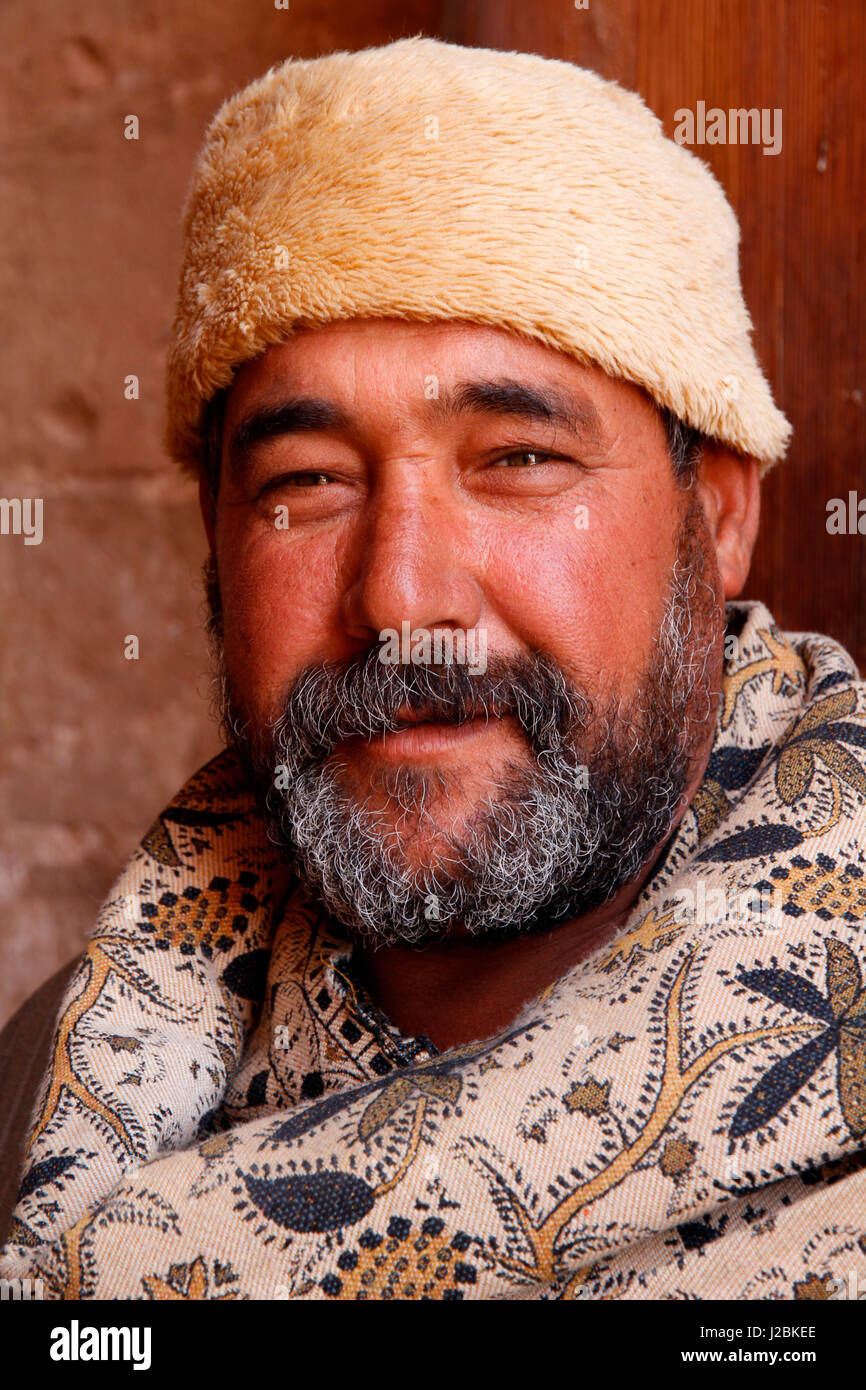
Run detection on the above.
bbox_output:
[722,600,863,741]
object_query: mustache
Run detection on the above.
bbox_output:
[265,645,594,766]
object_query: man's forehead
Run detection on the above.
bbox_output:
[246,316,595,370]
[223,318,651,443]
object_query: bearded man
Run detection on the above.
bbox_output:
[2,37,865,1302]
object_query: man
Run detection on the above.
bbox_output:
[2,36,865,1301]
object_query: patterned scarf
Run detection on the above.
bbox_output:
[3,599,866,1301]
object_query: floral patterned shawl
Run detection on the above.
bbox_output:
[2,599,866,1301]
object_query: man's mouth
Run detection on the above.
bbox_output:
[390,705,473,731]
[339,705,512,762]
[373,716,501,759]
[390,706,443,730]
[388,700,511,730]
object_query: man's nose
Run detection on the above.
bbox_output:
[340,472,484,642]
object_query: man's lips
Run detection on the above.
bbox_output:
[390,705,479,730]
[339,707,512,761]
[388,701,511,729]
[390,706,441,730]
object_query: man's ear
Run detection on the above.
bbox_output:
[198,473,217,552]
[696,444,761,598]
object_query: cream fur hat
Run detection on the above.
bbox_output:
[165,36,791,475]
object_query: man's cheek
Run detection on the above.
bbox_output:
[493,531,648,677]
[218,585,294,713]
[222,582,340,714]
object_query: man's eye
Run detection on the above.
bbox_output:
[262,471,333,491]
[495,450,556,468]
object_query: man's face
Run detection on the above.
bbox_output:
[206,320,725,943]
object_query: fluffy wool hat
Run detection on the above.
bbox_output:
[165,36,791,475]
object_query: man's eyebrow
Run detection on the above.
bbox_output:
[431,378,604,444]
[226,376,604,475]
[227,398,351,473]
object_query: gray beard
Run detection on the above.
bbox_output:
[207,497,721,949]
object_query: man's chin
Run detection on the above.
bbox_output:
[328,752,518,833]
[371,823,471,879]
[330,780,494,871]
